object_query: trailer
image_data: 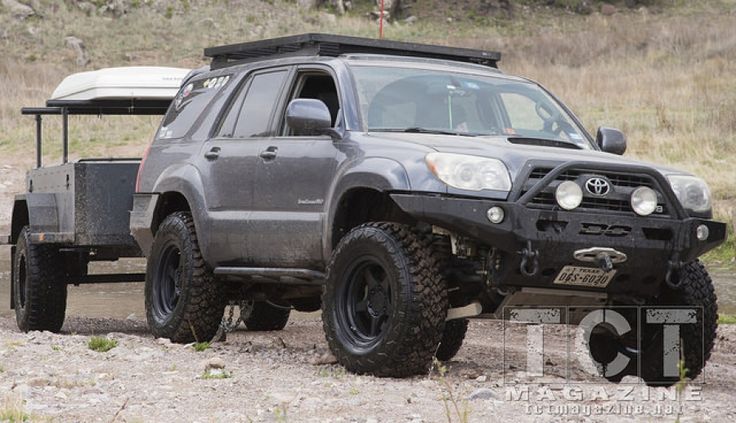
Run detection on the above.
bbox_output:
[4,66,190,331]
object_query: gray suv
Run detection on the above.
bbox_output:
[130,34,723,383]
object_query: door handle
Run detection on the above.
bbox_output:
[259,146,278,160]
[204,147,220,160]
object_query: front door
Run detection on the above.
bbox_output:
[250,69,343,267]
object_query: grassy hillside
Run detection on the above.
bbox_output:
[1,0,734,260]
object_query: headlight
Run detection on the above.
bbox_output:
[426,153,511,192]
[667,175,711,214]
[630,186,658,216]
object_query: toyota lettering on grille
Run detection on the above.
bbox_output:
[585,177,611,196]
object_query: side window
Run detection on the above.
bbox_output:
[232,70,288,138]
[158,75,231,140]
[285,73,340,136]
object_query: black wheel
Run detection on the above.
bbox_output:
[322,222,448,377]
[638,261,718,386]
[241,301,291,331]
[145,212,224,343]
[436,319,469,361]
[12,227,67,332]
[420,233,468,361]
[586,261,717,386]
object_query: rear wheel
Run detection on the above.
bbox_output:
[145,212,224,343]
[12,227,67,332]
[436,319,469,361]
[241,301,291,331]
[322,222,448,377]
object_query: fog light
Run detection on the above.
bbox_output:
[631,186,658,216]
[696,224,709,241]
[555,181,583,210]
[487,206,505,224]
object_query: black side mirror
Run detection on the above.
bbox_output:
[286,99,341,139]
[596,127,627,155]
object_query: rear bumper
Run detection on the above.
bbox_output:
[390,193,726,296]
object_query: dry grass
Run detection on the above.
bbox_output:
[0,1,734,254]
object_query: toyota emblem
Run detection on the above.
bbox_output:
[585,177,611,196]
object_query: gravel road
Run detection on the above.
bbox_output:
[1,312,735,422]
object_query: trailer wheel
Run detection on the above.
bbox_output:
[145,212,224,343]
[322,222,447,377]
[12,227,67,332]
[241,301,291,331]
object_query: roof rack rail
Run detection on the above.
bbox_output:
[204,33,501,70]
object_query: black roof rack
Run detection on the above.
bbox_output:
[205,33,501,70]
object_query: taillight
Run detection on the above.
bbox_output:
[135,143,152,193]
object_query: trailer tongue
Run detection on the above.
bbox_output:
[4,66,189,331]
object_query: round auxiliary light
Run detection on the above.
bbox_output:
[696,224,710,241]
[487,206,505,224]
[631,186,658,216]
[555,181,583,210]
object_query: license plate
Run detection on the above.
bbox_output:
[553,266,616,288]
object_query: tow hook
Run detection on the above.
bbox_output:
[573,247,627,272]
[519,240,539,277]
[665,260,683,288]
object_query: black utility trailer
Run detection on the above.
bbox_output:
[4,96,176,331]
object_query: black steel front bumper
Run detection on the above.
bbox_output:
[390,193,726,297]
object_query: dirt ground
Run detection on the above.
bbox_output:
[1,310,736,422]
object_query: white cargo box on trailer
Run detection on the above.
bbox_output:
[50,66,191,101]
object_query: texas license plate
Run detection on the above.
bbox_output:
[553,266,616,288]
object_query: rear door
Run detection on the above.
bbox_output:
[249,66,343,267]
[198,67,291,264]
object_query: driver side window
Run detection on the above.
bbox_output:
[284,72,340,136]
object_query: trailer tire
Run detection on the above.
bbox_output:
[12,227,67,332]
[145,212,224,343]
[242,301,291,331]
[322,222,447,377]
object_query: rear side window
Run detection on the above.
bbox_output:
[158,75,231,140]
[232,70,288,138]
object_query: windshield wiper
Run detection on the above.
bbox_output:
[370,127,477,137]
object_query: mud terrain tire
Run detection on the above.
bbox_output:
[12,227,67,332]
[436,319,469,361]
[639,260,718,386]
[242,301,291,331]
[145,212,224,343]
[322,222,448,377]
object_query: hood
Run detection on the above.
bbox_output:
[361,132,687,179]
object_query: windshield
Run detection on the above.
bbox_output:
[350,64,593,149]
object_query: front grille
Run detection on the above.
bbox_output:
[521,167,669,217]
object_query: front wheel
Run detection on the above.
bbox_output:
[322,222,448,377]
[638,261,718,386]
[145,212,224,343]
[12,227,67,332]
